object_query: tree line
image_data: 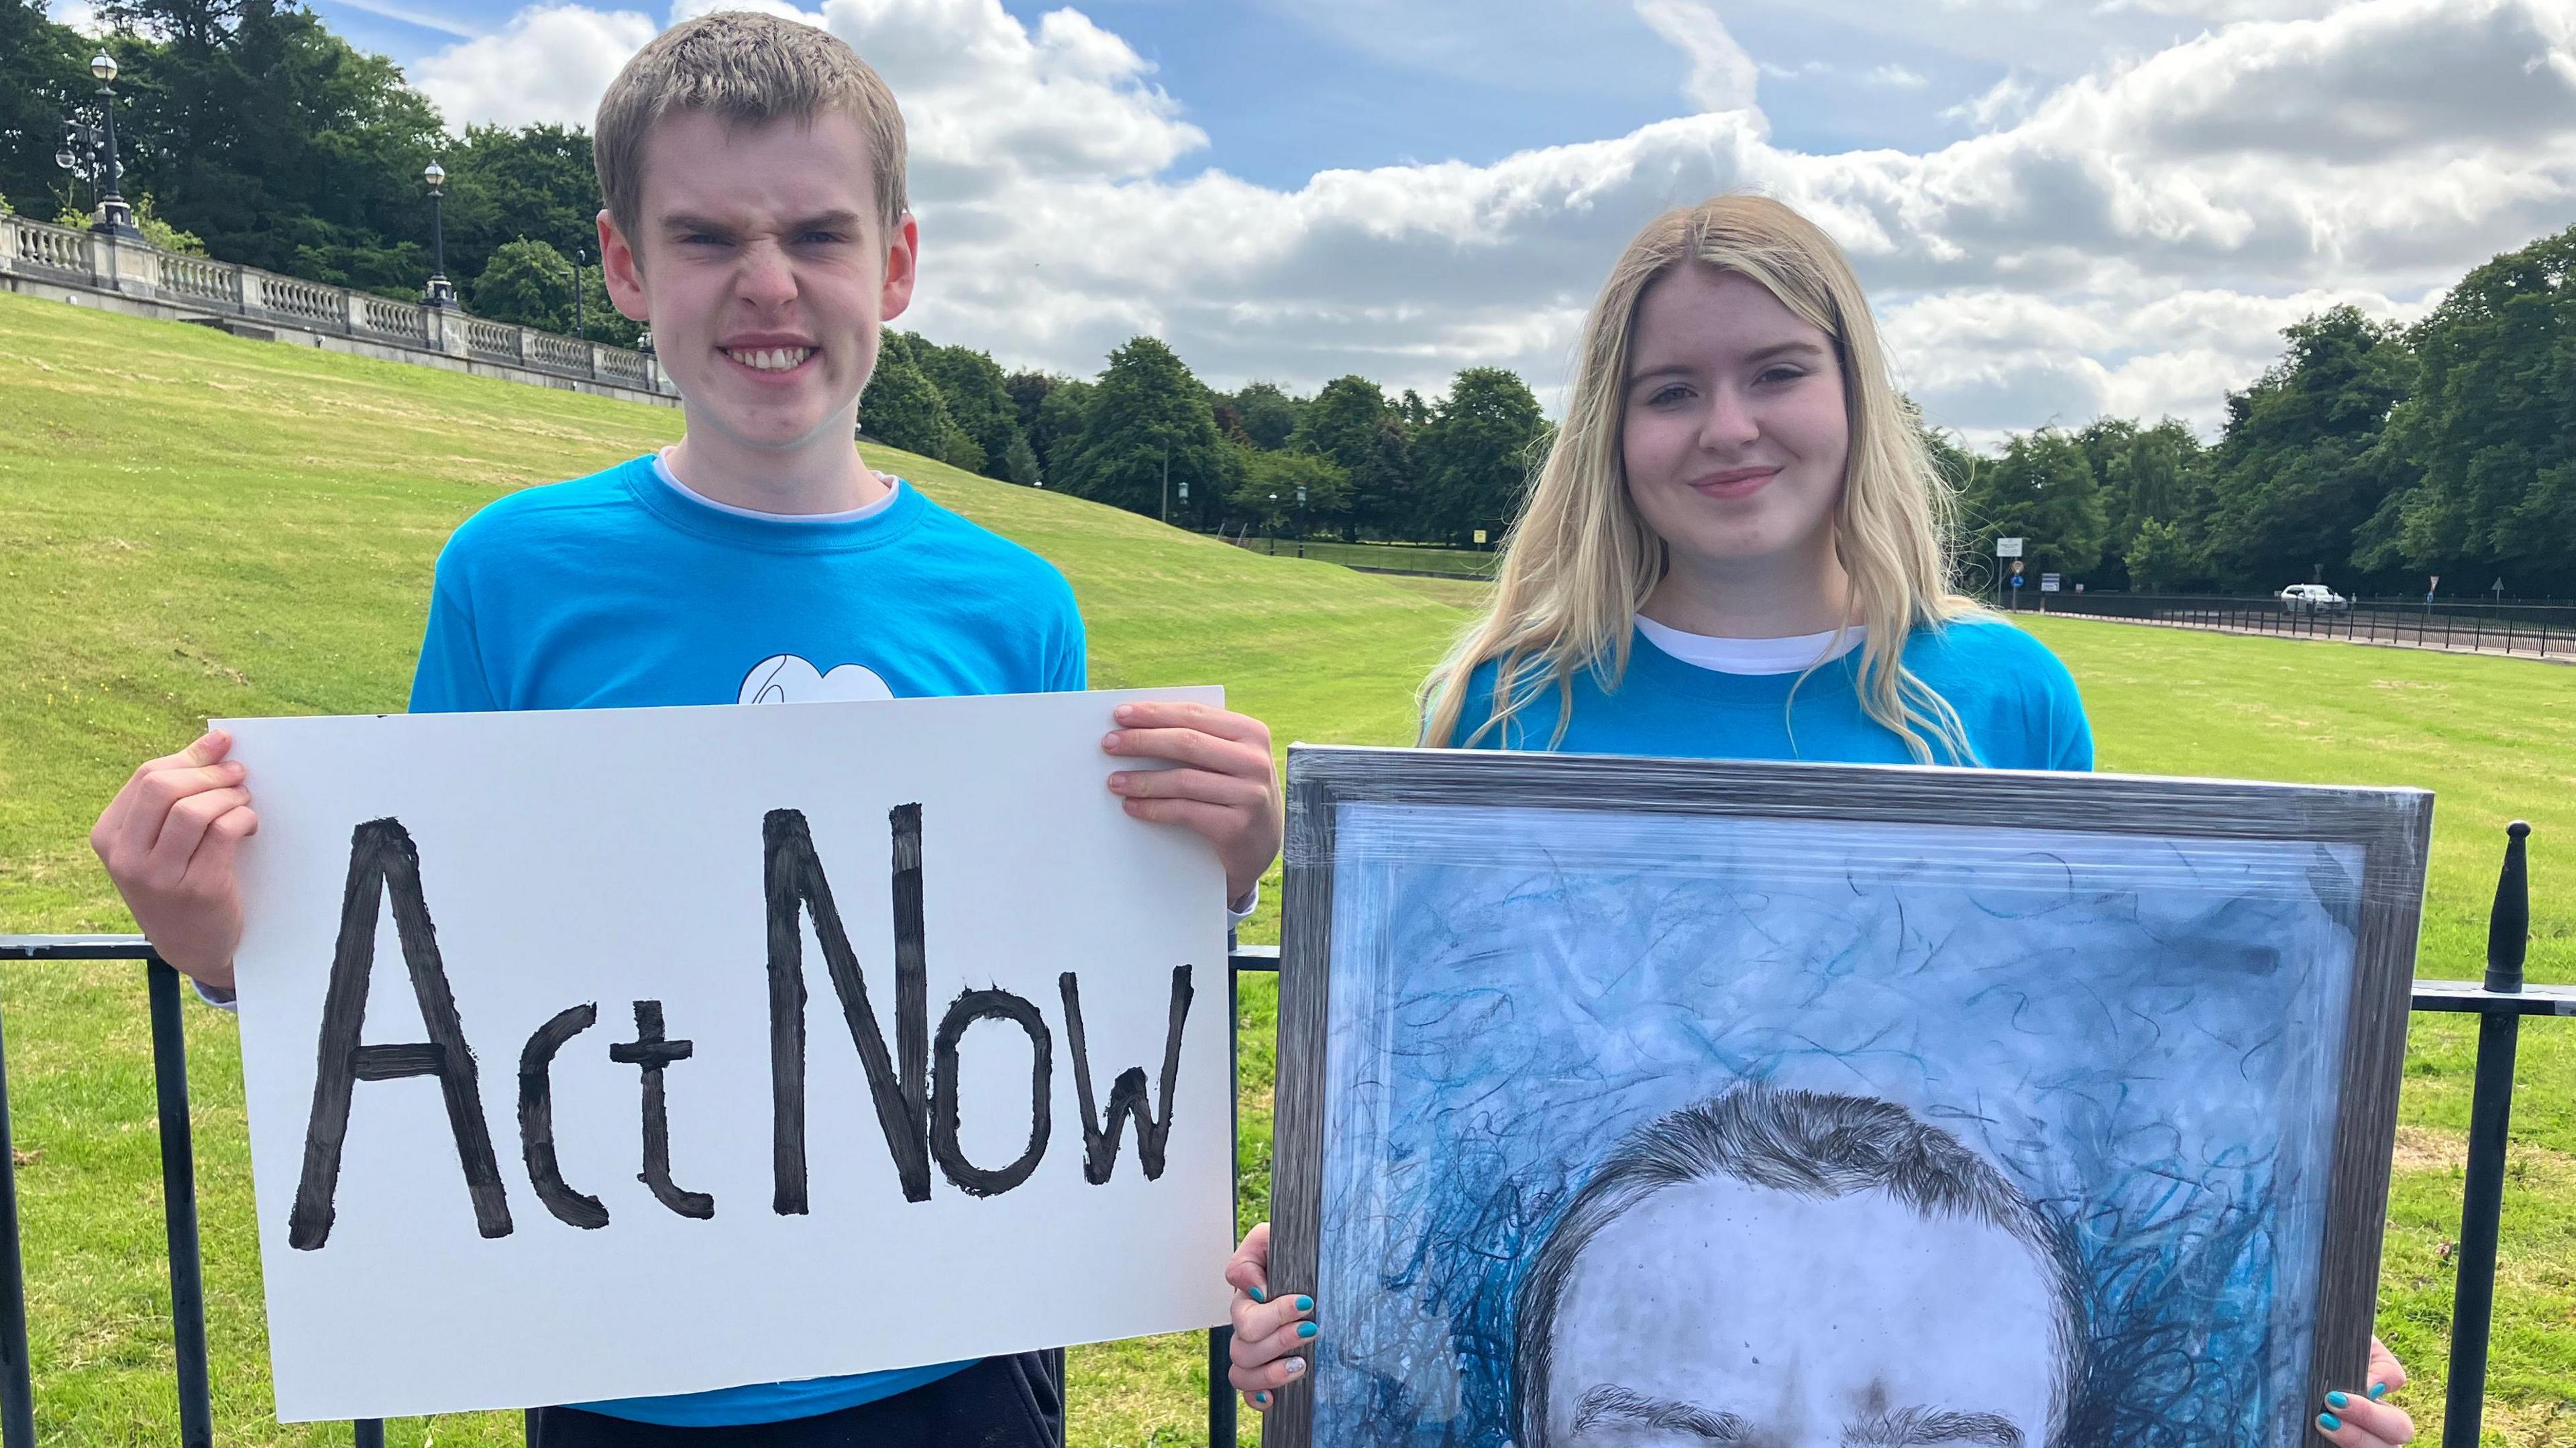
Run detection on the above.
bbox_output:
[1933,229,2576,599]
[861,330,1550,546]
[5,1,2573,583]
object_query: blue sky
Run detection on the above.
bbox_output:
[250,0,2576,440]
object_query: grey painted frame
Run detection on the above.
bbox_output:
[1266,744,2431,1448]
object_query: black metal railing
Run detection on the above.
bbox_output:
[0,829,2559,1448]
[2002,591,2576,659]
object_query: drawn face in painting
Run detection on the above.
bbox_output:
[1537,1177,2064,1448]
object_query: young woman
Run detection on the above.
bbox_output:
[1219,194,2414,1448]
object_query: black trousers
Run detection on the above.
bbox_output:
[525,1353,1065,1448]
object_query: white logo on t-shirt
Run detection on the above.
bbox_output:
[737,654,895,705]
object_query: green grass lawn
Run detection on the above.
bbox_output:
[3,291,2571,1445]
[1231,535,1498,577]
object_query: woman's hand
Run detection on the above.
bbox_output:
[1223,1223,1317,1411]
[2316,1337,2412,1445]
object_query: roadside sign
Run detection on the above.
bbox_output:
[2010,574,2024,589]
[1473,529,1488,545]
[2010,559,2026,575]
[2040,573,2062,593]
[1996,537,2024,558]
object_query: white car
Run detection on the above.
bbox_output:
[2277,583,2350,612]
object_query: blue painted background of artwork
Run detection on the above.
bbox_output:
[1311,803,2365,1448]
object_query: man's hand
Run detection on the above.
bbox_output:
[1102,702,1281,910]
[90,729,258,991]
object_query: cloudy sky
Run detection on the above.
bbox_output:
[279,0,2576,442]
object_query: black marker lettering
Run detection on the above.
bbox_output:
[610,1000,714,1219]
[930,988,1052,1196]
[518,1003,608,1229]
[289,818,512,1250]
[1059,965,1194,1184]
[762,805,932,1212]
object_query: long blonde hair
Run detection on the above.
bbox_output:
[1419,194,1982,762]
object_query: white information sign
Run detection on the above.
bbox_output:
[1994,536,2025,558]
[2041,573,2063,592]
[219,689,1235,1421]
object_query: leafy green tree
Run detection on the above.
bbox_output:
[469,238,574,330]
[1957,428,2108,580]
[0,1,87,219]
[2200,306,2414,591]
[2123,517,2196,593]
[1232,447,1350,536]
[914,339,1025,482]
[2353,225,2576,596]
[1346,415,1419,541]
[440,123,606,290]
[1000,433,1042,487]
[1228,381,1303,451]
[91,0,447,294]
[861,345,973,466]
[1064,336,1234,527]
[1004,370,1057,435]
[1416,368,1547,545]
[2076,416,2204,587]
[1033,379,1093,486]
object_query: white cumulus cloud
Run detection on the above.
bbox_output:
[412,0,2576,444]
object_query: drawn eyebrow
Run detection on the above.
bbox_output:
[1571,1384,1751,1441]
[1843,1406,2026,1448]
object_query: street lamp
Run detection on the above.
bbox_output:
[54,113,105,210]
[86,54,140,239]
[568,245,588,345]
[422,161,457,307]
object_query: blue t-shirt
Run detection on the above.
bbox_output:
[1444,616,2092,770]
[410,453,1085,1425]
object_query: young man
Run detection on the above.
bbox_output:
[88,12,1281,1444]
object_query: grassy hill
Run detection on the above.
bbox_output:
[3,290,2570,1445]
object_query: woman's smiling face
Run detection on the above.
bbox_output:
[1620,264,1852,577]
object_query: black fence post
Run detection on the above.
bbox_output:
[2442,822,2530,1448]
[356,1420,384,1447]
[145,960,214,1448]
[1210,938,1242,1448]
[0,1001,36,1448]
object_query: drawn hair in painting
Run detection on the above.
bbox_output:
[1509,1087,2088,1448]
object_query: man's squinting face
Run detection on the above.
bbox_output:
[1542,1178,2061,1448]
[602,109,916,454]
[1621,266,1851,571]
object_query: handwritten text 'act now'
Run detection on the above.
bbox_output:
[284,805,1197,1248]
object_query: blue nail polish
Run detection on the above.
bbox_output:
[1295,1296,1313,1312]
[2319,1412,2341,1432]
[1248,1286,1267,1303]
[2327,1392,2349,1408]
[1254,1392,1269,1406]
[1297,1321,1318,1339]
[2369,1384,2388,1401]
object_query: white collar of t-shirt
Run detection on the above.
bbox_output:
[1634,616,1866,675]
[651,447,902,523]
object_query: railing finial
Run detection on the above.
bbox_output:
[2485,820,2531,995]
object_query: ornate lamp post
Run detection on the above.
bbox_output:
[86,54,140,239]
[422,161,457,307]
[54,113,105,212]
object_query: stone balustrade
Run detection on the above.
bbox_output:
[1,211,672,403]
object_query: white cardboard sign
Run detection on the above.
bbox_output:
[218,689,1234,1422]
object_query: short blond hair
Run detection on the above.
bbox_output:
[594,11,910,237]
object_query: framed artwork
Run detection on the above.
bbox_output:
[1269,747,2430,1448]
